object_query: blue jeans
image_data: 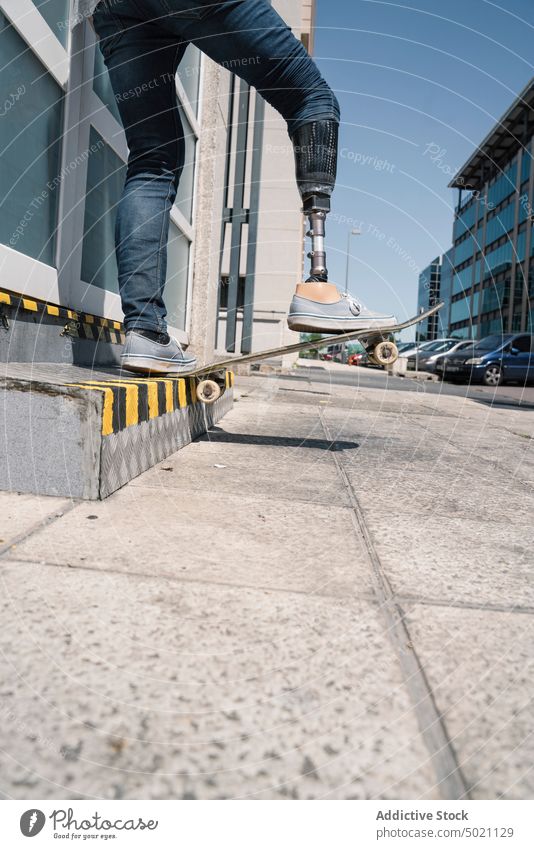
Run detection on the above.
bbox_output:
[92,0,340,332]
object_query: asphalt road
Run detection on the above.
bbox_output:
[287,363,534,408]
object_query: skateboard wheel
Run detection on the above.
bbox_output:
[196,379,222,404]
[373,341,398,366]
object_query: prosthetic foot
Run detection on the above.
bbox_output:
[287,119,396,333]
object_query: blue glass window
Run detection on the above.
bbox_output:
[175,106,197,223]
[480,282,507,313]
[482,241,516,278]
[479,316,505,336]
[453,202,476,241]
[454,235,475,266]
[33,0,70,47]
[487,163,517,207]
[516,231,526,263]
[165,222,190,330]
[485,201,515,245]
[521,144,532,183]
[0,13,64,267]
[450,292,479,324]
[177,46,201,112]
[452,263,473,296]
[518,193,532,224]
[93,48,122,125]
[81,128,126,293]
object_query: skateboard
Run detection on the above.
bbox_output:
[180,302,443,404]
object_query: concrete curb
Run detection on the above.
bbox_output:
[0,368,234,500]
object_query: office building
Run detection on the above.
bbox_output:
[418,78,534,340]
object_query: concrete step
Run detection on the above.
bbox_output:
[0,363,234,499]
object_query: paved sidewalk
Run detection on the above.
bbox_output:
[1,371,533,800]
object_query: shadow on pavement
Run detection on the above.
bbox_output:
[470,397,534,411]
[198,427,359,451]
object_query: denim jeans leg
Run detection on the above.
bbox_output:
[115,169,178,332]
[160,0,340,135]
[94,7,188,332]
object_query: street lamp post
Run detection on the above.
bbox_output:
[345,227,361,295]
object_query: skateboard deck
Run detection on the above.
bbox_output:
[187,301,444,403]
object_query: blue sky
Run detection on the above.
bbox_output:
[312,0,534,322]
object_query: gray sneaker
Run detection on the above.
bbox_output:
[287,291,396,333]
[121,330,197,374]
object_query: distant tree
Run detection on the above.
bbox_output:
[299,332,324,359]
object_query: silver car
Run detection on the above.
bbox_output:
[419,339,475,374]
[407,339,470,372]
[400,339,444,359]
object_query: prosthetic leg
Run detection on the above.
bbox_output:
[291,119,338,287]
[287,119,397,333]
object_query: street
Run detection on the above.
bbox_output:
[293,362,534,407]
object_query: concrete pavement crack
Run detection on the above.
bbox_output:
[0,500,80,560]
[317,406,471,801]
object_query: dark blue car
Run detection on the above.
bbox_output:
[438,333,534,386]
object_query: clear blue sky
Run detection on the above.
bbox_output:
[312,0,534,323]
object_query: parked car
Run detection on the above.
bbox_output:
[398,339,442,359]
[405,339,460,370]
[414,339,475,373]
[396,341,419,354]
[439,333,534,386]
[348,352,365,366]
[434,340,476,378]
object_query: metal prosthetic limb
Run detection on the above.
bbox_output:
[291,119,339,282]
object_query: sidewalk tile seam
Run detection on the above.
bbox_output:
[0,500,78,560]
[1,557,380,604]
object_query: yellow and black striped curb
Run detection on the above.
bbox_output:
[68,371,235,436]
[0,287,125,345]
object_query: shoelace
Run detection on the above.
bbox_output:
[341,292,362,316]
[170,336,187,357]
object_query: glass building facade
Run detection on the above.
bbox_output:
[0,1,201,342]
[444,79,534,340]
[416,257,441,341]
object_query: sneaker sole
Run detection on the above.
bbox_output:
[121,356,196,375]
[287,314,397,333]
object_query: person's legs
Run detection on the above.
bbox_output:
[93,0,186,335]
[92,0,197,371]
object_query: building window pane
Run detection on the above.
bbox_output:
[454,234,474,265]
[81,128,126,293]
[485,201,515,244]
[0,13,64,267]
[93,47,122,124]
[521,143,532,183]
[487,163,517,207]
[452,264,473,296]
[165,222,190,330]
[175,106,197,223]
[177,45,201,112]
[33,0,71,48]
